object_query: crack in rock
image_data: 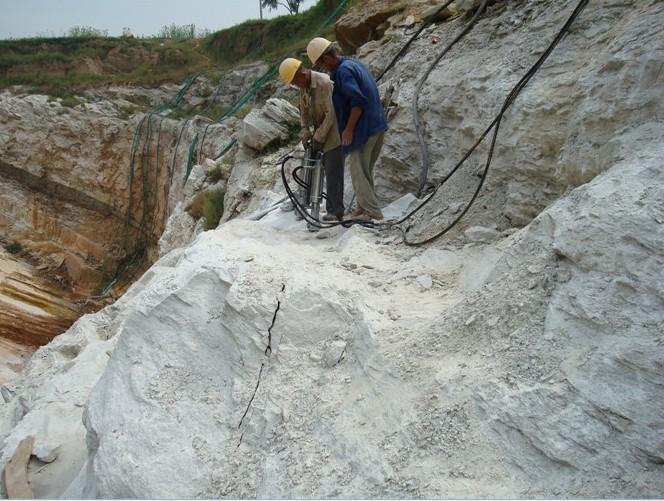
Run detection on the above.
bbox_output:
[238,284,286,432]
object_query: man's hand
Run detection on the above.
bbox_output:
[343,107,362,147]
[312,139,324,153]
[342,128,354,146]
[301,129,313,148]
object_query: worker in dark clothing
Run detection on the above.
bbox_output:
[307,37,388,221]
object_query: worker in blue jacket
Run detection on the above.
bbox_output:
[307,37,388,221]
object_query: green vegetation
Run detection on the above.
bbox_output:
[4,241,22,254]
[206,165,225,183]
[234,105,254,120]
[158,24,196,39]
[157,24,212,40]
[188,188,225,230]
[204,0,344,66]
[265,121,301,153]
[67,26,109,38]
[221,154,235,167]
[0,0,353,98]
[60,96,82,107]
[0,36,209,97]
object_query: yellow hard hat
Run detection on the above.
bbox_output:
[279,58,303,85]
[307,37,333,65]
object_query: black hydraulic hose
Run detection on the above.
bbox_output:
[292,166,329,201]
[397,0,591,247]
[280,156,380,230]
[281,156,342,229]
[169,120,190,185]
[291,166,309,190]
[376,0,457,83]
[413,0,490,197]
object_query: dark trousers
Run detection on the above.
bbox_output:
[323,146,345,217]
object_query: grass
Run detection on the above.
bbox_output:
[123,94,153,107]
[265,121,301,153]
[0,0,355,99]
[188,188,225,230]
[206,165,224,183]
[60,96,82,107]
[0,36,209,97]
[204,0,345,67]
[4,241,23,254]
[117,104,145,120]
[234,104,253,120]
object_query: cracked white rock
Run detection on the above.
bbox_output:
[239,98,299,152]
[0,1,663,500]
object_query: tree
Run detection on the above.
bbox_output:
[261,0,306,15]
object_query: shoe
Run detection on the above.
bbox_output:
[322,213,342,222]
[350,208,382,222]
[350,207,364,218]
[349,211,372,222]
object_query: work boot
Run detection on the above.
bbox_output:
[366,210,384,221]
[350,207,365,218]
[348,209,383,222]
[322,213,342,222]
[348,210,371,222]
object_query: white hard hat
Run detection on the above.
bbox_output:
[307,37,333,65]
[279,58,303,85]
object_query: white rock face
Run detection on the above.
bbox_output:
[240,98,300,152]
[0,248,190,498]
[28,130,659,498]
[157,202,199,256]
[369,0,664,230]
[76,212,497,499]
[473,129,664,497]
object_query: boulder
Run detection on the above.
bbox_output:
[158,202,198,257]
[240,98,300,152]
[335,0,407,53]
[334,0,460,53]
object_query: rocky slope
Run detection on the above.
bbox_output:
[0,0,663,498]
[0,83,235,296]
[0,71,251,359]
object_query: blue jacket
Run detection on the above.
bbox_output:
[330,57,388,154]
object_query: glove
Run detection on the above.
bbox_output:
[312,139,324,153]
